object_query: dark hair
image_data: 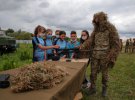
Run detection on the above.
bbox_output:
[80,30,89,44]
[70,31,76,35]
[34,25,46,36]
[55,30,60,33]
[59,31,66,36]
[46,29,52,34]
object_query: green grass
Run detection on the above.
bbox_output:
[0,43,33,71]
[0,45,135,99]
[84,53,135,100]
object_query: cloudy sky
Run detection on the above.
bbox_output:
[0,0,135,39]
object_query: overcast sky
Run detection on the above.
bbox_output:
[0,0,135,39]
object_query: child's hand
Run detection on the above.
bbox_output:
[54,45,60,49]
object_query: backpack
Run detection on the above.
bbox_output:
[53,38,60,45]
[32,37,46,62]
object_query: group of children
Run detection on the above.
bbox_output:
[32,25,90,62]
[32,25,91,89]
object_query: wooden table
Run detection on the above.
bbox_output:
[0,60,88,100]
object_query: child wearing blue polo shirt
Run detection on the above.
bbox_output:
[53,30,60,45]
[32,25,59,62]
[45,29,54,60]
[69,31,80,58]
[55,31,70,58]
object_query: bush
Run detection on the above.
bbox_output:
[3,60,17,70]
[20,51,31,60]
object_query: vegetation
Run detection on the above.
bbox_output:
[5,28,32,40]
[0,43,32,71]
[84,53,135,100]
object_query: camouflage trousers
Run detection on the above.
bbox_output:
[90,58,109,88]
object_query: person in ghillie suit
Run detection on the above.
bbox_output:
[81,11,120,96]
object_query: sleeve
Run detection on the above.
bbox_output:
[108,24,120,65]
[80,37,91,49]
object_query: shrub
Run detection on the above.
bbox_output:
[3,60,17,70]
[20,51,31,60]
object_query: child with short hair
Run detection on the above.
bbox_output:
[69,31,80,58]
[55,31,69,58]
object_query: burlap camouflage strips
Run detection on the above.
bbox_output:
[11,62,68,93]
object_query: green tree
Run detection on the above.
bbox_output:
[18,29,21,34]
[7,30,32,40]
[5,28,14,34]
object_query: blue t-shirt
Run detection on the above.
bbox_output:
[32,37,45,61]
[69,41,80,49]
[56,39,70,57]
[68,41,80,58]
[56,39,69,49]
[45,39,53,54]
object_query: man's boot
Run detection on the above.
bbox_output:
[102,86,107,97]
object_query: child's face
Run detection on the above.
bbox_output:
[55,32,59,35]
[71,34,77,41]
[60,34,66,40]
[81,32,88,40]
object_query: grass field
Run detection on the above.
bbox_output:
[0,44,135,100]
[83,53,135,100]
[0,44,33,71]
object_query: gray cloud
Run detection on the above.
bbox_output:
[39,1,50,8]
[0,0,135,39]
[0,0,30,11]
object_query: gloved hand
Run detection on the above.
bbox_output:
[106,52,115,68]
[107,61,114,69]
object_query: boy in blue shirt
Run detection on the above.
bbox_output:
[69,31,80,58]
[55,31,69,58]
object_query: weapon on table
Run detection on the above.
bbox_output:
[55,48,107,66]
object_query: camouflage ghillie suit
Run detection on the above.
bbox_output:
[11,62,68,93]
[132,39,135,53]
[128,39,133,53]
[119,39,123,51]
[125,39,129,53]
[81,12,120,96]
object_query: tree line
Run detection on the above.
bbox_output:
[5,28,32,40]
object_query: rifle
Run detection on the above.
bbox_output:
[55,48,107,66]
[55,48,80,58]
[56,48,93,59]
